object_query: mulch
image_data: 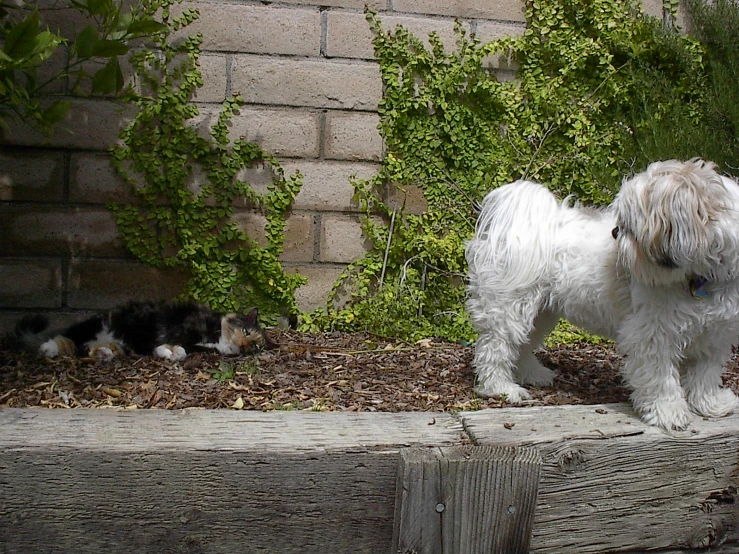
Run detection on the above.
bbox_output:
[2,330,738,411]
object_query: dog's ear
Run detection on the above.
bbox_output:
[615,159,738,283]
[643,164,728,270]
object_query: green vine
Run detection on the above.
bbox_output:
[109,0,304,322]
[302,0,707,341]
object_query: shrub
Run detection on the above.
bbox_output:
[0,0,165,134]
[303,0,708,342]
[109,0,304,322]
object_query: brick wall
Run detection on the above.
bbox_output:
[0,0,670,333]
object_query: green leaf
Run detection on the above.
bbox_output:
[91,57,123,94]
[75,26,99,59]
[41,100,70,126]
[86,0,113,17]
[126,19,168,36]
[4,11,40,59]
[91,40,129,58]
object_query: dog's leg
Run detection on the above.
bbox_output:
[470,292,545,403]
[681,337,738,418]
[473,332,533,403]
[619,324,693,430]
[516,310,558,386]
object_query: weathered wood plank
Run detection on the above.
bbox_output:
[0,409,464,554]
[462,404,739,554]
[2,404,738,554]
[392,446,542,554]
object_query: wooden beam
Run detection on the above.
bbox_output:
[462,403,739,553]
[1,404,738,553]
[392,446,542,554]
[0,409,463,554]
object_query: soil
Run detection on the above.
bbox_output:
[2,330,739,412]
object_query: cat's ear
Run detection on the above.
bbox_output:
[243,307,259,326]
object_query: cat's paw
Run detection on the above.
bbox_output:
[88,342,123,361]
[171,345,187,361]
[39,339,59,358]
[154,344,187,361]
[39,336,76,358]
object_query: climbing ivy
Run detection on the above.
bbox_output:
[109,0,304,322]
[302,0,707,341]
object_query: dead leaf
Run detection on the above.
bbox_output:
[231,396,245,410]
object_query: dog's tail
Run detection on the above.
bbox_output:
[466,180,560,291]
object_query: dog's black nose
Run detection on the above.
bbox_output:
[612,227,620,240]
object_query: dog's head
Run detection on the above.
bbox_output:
[612,159,739,285]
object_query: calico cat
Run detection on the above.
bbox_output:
[16,300,271,361]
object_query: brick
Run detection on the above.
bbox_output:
[0,148,65,202]
[641,0,686,26]
[269,0,385,9]
[290,265,347,311]
[476,21,525,70]
[190,3,320,56]
[326,11,470,59]
[39,1,92,39]
[228,107,322,159]
[36,47,68,95]
[235,161,279,199]
[281,214,316,263]
[193,54,228,103]
[0,260,62,308]
[189,106,321,158]
[642,0,664,18]
[325,111,382,161]
[393,0,526,21]
[388,184,429,215]
[231,211,315,263]
[232,55,382,111]
[320,215,373,263]
[0,205,123,257]
[70,152,132,204]
[1,99,135,151]
[67,260,189,310]
[281,160,380,211]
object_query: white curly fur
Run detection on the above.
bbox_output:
[466,159,739,430]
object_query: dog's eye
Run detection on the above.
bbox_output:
[611,227,620,240]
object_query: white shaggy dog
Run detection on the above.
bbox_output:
[465,159,739,430]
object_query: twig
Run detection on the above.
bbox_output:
[379,199,398,290]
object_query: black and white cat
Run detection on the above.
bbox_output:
[16,300,271,361]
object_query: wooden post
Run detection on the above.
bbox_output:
[392,446,542,554]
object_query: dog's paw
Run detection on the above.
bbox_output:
[688,388,738,418]
[474,383,532,404]
[639,398,693,431]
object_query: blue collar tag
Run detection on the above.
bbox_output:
[689,277,709,300]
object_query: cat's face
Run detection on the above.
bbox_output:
[220,308,267,352]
